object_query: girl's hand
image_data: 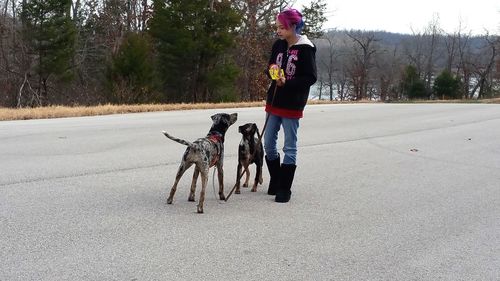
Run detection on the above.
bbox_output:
[276,76,286,87]
[269,64,285,86]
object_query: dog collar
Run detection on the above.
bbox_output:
[207,133,223,143]
[207,133,223,167]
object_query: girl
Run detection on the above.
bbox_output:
[264,8,317,203]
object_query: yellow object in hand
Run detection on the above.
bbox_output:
[269,64,284,80]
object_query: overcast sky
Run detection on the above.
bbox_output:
[292,0,500,35]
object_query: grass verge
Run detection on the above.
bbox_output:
[0,101,267,121]
[0,98,498,121]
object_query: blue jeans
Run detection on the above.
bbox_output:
[264,113,300,165]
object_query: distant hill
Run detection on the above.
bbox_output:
[315,29,495,69]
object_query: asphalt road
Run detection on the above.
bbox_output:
[1,103,500,281]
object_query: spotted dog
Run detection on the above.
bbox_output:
[235,123,264,194]
[162,113,237,213]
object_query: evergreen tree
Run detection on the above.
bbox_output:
[21,0,76,105]
[106,33,160,104]
[149,0,241,102]
[401,65,427,99]
[206,60,240,102]
[301,0,327,39]
[433,70,461,99]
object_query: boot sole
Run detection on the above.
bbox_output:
[275,194,290,203]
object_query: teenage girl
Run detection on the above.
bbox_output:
[264,8,317,203]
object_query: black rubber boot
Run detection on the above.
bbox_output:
[275,164,296,203]
[265,155,281,195]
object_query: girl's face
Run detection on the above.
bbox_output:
[276,19,295,41]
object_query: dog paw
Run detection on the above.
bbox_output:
[235,189,241,194]
[251,187,257,192]
[242,183,248,187]
[197,206,204,213]
[167,198,173,204]
[188,196,195,202]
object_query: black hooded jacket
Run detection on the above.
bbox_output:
[265,35,317,118]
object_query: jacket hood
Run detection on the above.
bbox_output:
[293,35,314,48]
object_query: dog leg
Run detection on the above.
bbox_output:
[258,163,263,185]
[197,169,209,214]
[189,167,200,202]
[243,165,250,187]
[252,164,263,192]
[167,162,192,204]
[217,163,225,200]
[236,162,242,194]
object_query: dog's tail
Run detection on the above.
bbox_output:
[162,131,195,147]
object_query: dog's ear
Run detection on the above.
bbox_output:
[229,113,238,125]
[249,123,257,134]
[211,114,219,122]
[238,125,244,133]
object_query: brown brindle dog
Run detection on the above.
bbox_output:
[162,113,237,213]
[235,123,264,194]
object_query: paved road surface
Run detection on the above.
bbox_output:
[1,104,500,280]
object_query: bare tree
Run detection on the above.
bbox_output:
[345,31,378,100]
[233,0,291,101]
[374,44,403,101]
[470,34,498,98]
[443,19,469,73]
[456,31,474,98]
[0,0,39,107]
[444,33,458,72]
[124,0,150,32]
[422,15,442,95]
[316,32,338,100]
[402,16,443,99]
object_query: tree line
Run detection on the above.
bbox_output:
[0,0,498,108]
[0,0,326,107]
[315,26,500,101]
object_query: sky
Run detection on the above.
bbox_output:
[292,0,500,35]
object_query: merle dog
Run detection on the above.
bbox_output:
[162,113,237,213]
[235,123,264,194]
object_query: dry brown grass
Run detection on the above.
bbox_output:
[393,97,500,104]
[0,101,267,121]
[483,98,500,103]
[0,98,498,121]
